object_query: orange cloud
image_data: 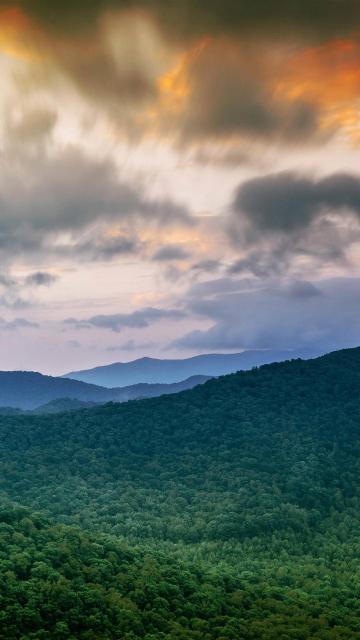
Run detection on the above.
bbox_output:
[0,6,40,60]
[276,36,360,142]
[156,39,209,113]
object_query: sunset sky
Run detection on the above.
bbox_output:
[1,1,360,374]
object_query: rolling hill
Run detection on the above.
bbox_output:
[63,349,303,387]
[0,347,359,638]
[0,371,209,410]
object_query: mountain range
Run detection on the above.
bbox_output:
[0,349,318,410]
[0,371,209,410]
[64,349,310,387]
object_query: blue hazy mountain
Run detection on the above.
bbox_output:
[64,349,316,388]
[0,371,209,410]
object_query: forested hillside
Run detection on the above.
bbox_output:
[0,348,359,638]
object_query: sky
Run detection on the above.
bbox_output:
[1,1,360,374]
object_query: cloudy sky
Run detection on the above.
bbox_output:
[1,1,360,374]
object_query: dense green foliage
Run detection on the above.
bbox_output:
[0,348,360,637]
[1,506,359,640]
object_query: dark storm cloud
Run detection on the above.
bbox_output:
[178,40,320,144]
[65,307,186,332]
[171,277,360,353]
[152,245,190,261]
[21,1,360,40]
[228,173,360,277]
[233,172,360,235]
[14,2,355,146]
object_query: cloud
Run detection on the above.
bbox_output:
[4,4,344,149]
[1,147,189,232]
[152,244,190,261]
[4,2,360,154]
[170,39,320,145]
[76,235,140,261]
[229,249,293,278]
[19,1,360,41]
[0,146,190,268]
[171,277,360,353]
[190,259,222,274]
[66,339,81,348]
[186,277,253,298]
[286,280,323,299]
[0,317,39,331]
[65,306,186,332]
[6,107,57,147]
[25,271,58,286]
[226,171,360,278]
[106,339,155,352]
[233,171,360,235]
[6,7,173,134]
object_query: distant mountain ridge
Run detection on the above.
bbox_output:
[63,350,310,388]
[0,371,210,410]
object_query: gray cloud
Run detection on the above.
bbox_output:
[22,1,360,41]
[233,171,360,235]
[66,339,81,348]
[286,280,323,299]
[25,272,58,287]
[0,148,189,233]
[0,147,190,270]
[76,235,140,261]
[177,41,320,145]
[229,248,292,278]
[190,259,222,274]
[171,277,360,353]
[106,339,155,352]
[6,108,57,147]
[227,171,360,278]
[152,245,190,261]
[0,317,39,331]
[65,306,186,332]
[186,277,253,298]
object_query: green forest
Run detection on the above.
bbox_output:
[0,348,360,638]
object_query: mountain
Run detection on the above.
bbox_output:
[3,347,359,544]
[0,371,209,410]
[106,374,211,401]
[0,371,115,409]
[0,347,359,638]
[63,349,308,387]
